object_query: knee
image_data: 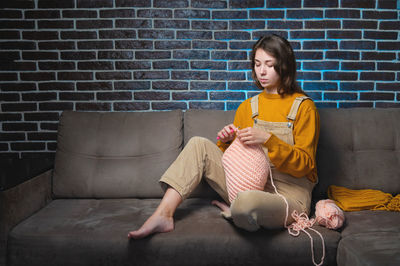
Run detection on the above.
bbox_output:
[186,136,212,149]
[187,136,205,145]
[230,191,261,232]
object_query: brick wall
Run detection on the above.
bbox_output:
[0,0,399,159]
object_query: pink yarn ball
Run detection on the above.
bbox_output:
[315,199,345,230]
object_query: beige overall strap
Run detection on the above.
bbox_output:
[250,94,259,119]
[287,96,311,121]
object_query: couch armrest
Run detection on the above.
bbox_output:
[0,169,53,266]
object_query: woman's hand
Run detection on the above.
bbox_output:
[237,127,271,145]
[217,124,238,143]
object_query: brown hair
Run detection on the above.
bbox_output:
[251,35,304,95]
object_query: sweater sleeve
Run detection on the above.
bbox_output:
[216,140,230,152]
[264,101,320,179]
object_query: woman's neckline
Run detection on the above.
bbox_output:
[261,90,283,99]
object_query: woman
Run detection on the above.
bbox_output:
[128,35,320,239]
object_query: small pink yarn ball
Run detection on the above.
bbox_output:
[315,199,345,230]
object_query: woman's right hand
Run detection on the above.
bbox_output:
[217,124,238,143]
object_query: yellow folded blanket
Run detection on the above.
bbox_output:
[328,185,400,212]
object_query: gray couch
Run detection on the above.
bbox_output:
[1,108,399,266]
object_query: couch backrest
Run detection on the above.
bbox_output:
[313,108,400,201]
[53,110,183,198]
[53,108,400,201]
[183,109,236,146]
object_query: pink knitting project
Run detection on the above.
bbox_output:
[315,199,345,230]
[222,137,269,203]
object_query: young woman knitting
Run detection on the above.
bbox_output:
[128,34,320,239]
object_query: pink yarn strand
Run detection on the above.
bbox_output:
[288,211,326,266]
[268,165,326,266]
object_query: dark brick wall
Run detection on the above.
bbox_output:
[0,0,399,159]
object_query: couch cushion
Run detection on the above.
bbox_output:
[8,198,340,266]
[53,110,183,198]
[333,204,400,265]
[183,109,236,146]
[340,210,400,238]
[337,232,400,266]
[314,108,400,201]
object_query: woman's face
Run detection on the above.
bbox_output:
[254,49,281,93]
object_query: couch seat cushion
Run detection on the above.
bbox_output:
[337,232,400,266]
[341,210,400,238]
[337,210,400,266]
[8,199,340,266]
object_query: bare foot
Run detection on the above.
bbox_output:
[211,200,231,213]
[128,213,174,239]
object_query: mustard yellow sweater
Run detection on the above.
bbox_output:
[328,185,400,212]
[217,91,320,183]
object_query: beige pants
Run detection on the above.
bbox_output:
[160,136,314,231]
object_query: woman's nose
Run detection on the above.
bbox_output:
[260,65,266,74]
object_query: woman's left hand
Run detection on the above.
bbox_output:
[237,127,271,145]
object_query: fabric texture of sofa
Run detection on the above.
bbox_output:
[1,108,399,266]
